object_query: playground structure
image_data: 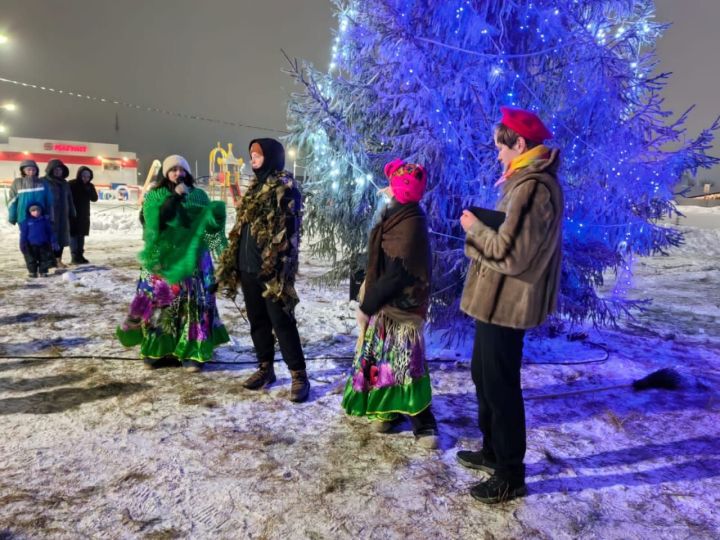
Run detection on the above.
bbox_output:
[132,144,249,208]
[138,159,162,206]
[209,142,246,204]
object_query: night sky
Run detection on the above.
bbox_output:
[0,0,717,181]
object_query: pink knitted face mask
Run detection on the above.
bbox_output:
[383,159,428,204]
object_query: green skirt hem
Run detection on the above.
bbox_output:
[116,325,230,362]
[341,373,432,419]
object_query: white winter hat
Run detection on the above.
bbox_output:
[162,154,191,177]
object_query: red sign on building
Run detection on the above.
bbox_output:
[43,142,89,153]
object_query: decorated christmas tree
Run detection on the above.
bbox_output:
[286,0,718,332]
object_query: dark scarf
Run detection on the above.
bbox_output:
[365,202,432,315]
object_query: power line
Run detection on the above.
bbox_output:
[0,75,288,134]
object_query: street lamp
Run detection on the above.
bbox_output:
[287,147,297,177]
[0,101,16,135]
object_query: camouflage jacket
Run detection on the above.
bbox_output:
[216,170,302,310]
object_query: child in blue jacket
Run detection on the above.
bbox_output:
[19,204,58,278]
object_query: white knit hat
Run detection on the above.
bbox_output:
[162,154,191,177]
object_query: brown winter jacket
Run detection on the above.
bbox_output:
[460,149,563,329]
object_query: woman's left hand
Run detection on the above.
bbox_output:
[460,210,480,232]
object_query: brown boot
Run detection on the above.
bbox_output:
[242,361,276,390]
[289,369,310,403]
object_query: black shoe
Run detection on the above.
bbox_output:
[470,475,527,504]
[39,273,49,278]
[27,272,38,278]
[142,356,178,370]
[80,256,90,264]
[456,450,497,474]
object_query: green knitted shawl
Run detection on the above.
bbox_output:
[139,187,227,284]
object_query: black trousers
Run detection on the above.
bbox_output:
[22,244,55,274]
[239,271,306,371]
[70,236,85,260]
[471,320,526,482]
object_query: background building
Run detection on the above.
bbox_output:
[0,136,137,185]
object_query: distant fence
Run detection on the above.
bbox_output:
[0,179,141,203]
[95,183,141,202]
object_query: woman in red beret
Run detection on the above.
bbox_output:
[457,107,564,503]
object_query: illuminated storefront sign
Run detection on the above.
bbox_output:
[43,142,89,153]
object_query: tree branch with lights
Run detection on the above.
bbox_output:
[285,0,719,335]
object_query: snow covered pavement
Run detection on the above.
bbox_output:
[0,202,718,539]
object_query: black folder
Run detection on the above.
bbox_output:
[469,207,506,231]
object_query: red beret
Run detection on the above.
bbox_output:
[499,106,552,143]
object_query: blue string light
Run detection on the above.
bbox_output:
[285,0,719,328]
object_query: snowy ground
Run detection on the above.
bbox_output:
[0,201,718,539]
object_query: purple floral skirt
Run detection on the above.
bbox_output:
[341,313,431,420]
[117,251,229,362]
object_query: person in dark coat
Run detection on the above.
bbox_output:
[42,159,76,269]
[69,166,99,264]
[19,203,58,278]
[341,159,438,449]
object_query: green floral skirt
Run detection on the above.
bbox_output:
[341,313,431,421]
[117,251,229,362]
